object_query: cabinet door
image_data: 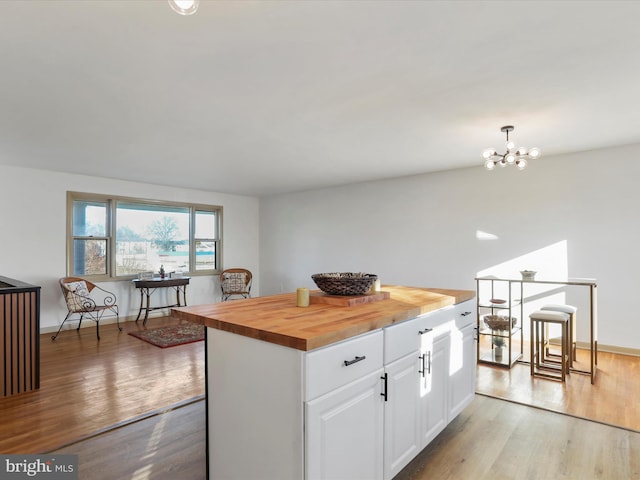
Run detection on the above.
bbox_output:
[419,331,449,448]
[448,321,476,419]
[383,352,421,480]
[306,368,385,480]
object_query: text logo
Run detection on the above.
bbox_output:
[0,455,78,480]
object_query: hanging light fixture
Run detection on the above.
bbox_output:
[169,0,199,15]
[482,126,541,171]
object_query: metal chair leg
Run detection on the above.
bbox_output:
[52,312,73,341]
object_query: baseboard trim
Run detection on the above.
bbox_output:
[575,341,640,357]
[40,312,170,334]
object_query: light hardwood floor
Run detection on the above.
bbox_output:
[51,390,640,480]
[395,394,640,480]
[3,317,640,479]
[476,342,640,432]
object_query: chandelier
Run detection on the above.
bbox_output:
[169,0,199,15]
[482,126,541,171]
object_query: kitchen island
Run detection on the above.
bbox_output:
[173,285,475,480]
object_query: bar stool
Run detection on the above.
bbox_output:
[530,310,570,382]
[541,304,577,366]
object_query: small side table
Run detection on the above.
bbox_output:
[132,277,190,325]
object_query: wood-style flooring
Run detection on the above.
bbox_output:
[50,391,640,480]
[2,317,640,479]
[50,398,206,480]
[394,394,640,480]
[476,343,640,432]
[0,316,205,454]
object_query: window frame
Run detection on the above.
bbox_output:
[67,191,223,281]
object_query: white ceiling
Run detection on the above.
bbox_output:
[1,0,640,197]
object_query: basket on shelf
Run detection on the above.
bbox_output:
[311,272,378,296]
[483,314,517,331]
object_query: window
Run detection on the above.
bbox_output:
[68,192,222,280]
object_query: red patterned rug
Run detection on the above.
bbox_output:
[128,323,205,348]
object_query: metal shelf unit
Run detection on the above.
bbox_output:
[475,277,524,368]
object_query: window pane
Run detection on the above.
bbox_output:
[115,202,190,276]
[195,211,217,239]
[195,241,216,271]
[73,239,107,275]
[73,201,106,237]
[68,193,221,278]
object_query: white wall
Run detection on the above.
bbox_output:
[259,143,640,350]
[0,165,259,332]
[5,142,638,350]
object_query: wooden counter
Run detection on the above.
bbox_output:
[0,275,41,397]
[172,285,475,351]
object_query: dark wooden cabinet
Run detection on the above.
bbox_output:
[0,276,40,396]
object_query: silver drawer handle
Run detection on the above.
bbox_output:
[418,328,432,335]
[343,355,366,367]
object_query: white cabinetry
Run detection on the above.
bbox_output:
[418,326,449,448]
[381,308,423,479]
[383,352,421,480]
[205,299,476,480]
[305,330,385,480]
[206,327,305,480]
[382,300,476,480]
[416,303,476,448]
[448,319,476,419]
[307,369,385,480]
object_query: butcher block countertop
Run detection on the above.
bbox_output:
[171,285,475,351]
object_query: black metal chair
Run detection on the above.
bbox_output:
[54,277,120,340]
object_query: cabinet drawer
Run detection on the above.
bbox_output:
[384,306,454,364]
[453,299,476,329]
[384,316,421,364]
[305,330,383,401]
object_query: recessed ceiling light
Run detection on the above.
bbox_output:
[169,0,199,16]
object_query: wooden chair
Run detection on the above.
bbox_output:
[220,268,252,301]
[54,277,120,340]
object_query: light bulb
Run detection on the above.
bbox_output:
[528,147,541,158]
[482,148,496,159]
[516,147,528,156]
[485,159,496,170]
[498,158,507,167]
[516,158,527,170]
[506,140,515,151]
[506,154,516,164]
[169,0,199,15]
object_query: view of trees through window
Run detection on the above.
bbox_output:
[69,194,219,278]
[115,203,190,276]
